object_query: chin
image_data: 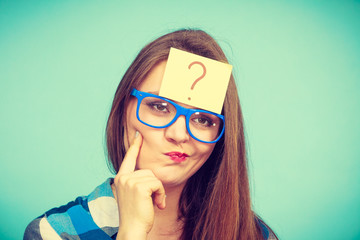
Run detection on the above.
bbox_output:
[152,169,186,187]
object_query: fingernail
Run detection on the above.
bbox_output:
[135,131,139,138]
[163,195,166,208]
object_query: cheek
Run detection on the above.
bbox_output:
[195,142,216,162]
[124,100,142,150]
[186,143,216,179]
[125,103,158,152]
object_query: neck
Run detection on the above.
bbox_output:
[148,183,185,239]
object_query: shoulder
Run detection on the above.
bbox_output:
[24,215,62,240]
[24,178,116,239]
[23,196,89,239]
[255,216,278,240]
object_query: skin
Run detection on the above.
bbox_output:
[112,61,216,240]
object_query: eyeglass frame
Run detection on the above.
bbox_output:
[130,88,225,143]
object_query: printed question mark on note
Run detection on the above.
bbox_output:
[187,61,206,101]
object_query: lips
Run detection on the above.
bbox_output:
[164,152,189,163]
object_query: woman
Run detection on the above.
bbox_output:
[24,29,277,240]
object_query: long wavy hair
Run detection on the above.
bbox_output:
[106,29,275,240]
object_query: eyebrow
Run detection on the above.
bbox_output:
[146,91,202,111]
[148,91,159,95]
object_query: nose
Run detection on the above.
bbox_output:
[164,115,190,144]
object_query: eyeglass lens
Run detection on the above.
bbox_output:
[138,96,222,142]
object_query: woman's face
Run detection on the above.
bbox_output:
[124,61,216,188]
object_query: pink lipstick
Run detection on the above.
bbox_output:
[165,152,189,163]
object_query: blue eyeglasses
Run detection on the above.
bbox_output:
[131,89,225,143]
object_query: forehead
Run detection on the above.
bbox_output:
[138,61,199,110]
[138,61,167,92]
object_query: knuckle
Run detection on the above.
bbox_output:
[126,178,137,188]
[133,182,145,193]
[114,174,129,187]
[152,178,161,186]
[119,176,128,186]
[142,169,155,177]
[114,175,121,185]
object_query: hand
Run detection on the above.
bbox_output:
[113,132,166,240]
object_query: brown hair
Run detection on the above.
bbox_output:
[106,29,276,240]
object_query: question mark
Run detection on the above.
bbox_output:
[188,61,206,101]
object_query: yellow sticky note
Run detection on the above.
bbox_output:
[159,48,232,114]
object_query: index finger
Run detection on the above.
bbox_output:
[118,131,143,175]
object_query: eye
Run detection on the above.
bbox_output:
[147,102,170,113]
[192,115,215,128]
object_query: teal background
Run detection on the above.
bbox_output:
[1,0,359,239]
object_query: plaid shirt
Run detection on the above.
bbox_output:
[24,178,272,240]
[24,178,118,239]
